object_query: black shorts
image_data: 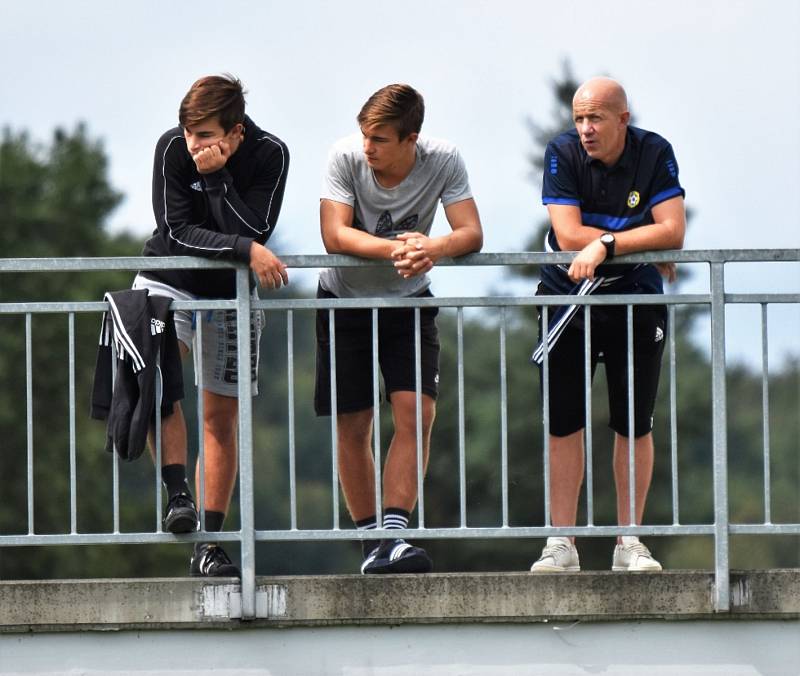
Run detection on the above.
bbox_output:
[314,285,440,416]
[536,282,667,438]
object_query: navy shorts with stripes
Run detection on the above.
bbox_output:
[536,282,667,438]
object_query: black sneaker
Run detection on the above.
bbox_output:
[361,538,433,574]
[190,543,241,578]
[163,492,199,534]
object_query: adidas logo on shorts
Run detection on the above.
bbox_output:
[150,318,166,336]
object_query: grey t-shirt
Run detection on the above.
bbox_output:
[319,133,473,297]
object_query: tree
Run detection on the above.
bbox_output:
[514,60,580,279]
[0,125,192,578]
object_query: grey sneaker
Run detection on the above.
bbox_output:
[612,536,662,571]
[530,537,580,573]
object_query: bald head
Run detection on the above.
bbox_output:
[572,77,630,166]
[573,77,628,114]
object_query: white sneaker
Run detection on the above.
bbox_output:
[530,537,580,573]
[612,536,662,571]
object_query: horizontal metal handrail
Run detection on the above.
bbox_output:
[1,248,797,273]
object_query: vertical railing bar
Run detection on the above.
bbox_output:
[68,313,78,534]
[499,307,509,528]
[287,311,298,531]
[415,308,424,528]
[196,315,205,532]
[710,262,730,611]
[26,314,34,535]
[626,304,635,527]
[457,308,467,528]
[761,303,771,525]
[584,304,594,526]
[153,357,163,534]
[328,309,340,530]
[111,330,122,534]
[372,308,382,526]
[542,305,551,528]
[153,341,162,534]
[669,305,680,525]
[109,337,120,534]
[235,269,256,620]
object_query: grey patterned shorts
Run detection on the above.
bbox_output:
[132,274,263,397]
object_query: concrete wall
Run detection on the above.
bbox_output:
[0,571,798,675]
[2,621,798,675]
[1,570,797,628]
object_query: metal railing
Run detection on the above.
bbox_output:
[0,249,798,616]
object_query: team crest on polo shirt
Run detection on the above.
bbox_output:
[627,190,640,208]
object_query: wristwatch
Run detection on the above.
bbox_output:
[600,233,616,259]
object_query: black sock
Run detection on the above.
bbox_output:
[195,511,225,554]
[355,515,378,557]
[161,464,190,498]
[204,510,225,533]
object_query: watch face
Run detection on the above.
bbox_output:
[600,233,615,257]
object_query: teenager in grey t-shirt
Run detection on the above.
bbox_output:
[320,133,473,298]
[316,83,483,576]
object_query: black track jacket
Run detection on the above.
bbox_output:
[142,115,289,298]
[91,289,184,461]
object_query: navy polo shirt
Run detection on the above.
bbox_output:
[540,126,685,294]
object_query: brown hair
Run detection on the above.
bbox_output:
[357,84,425,140]
[179,74,246,132]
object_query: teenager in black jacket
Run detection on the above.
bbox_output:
[134,74,289,577]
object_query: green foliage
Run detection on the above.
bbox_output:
[514,61,581,280]
[0,125,187,577]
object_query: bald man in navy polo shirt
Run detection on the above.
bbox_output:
[530,77,686,574]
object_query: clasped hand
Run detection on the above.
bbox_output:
[391,232,438,279]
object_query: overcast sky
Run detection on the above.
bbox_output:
[2,0,798,366]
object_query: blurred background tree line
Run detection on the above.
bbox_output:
[0,65,797,579]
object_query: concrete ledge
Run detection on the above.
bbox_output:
[1,570,797,632]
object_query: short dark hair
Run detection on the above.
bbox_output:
[179,74,246,132]
[357,84,425,140]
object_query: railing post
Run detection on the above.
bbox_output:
[25,314,34,535]
[236,267,256,620]
[710,262,730,611]
[542,306,551,528]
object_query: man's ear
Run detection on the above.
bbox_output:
[405,132,419,145]
[620,111,631,126]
